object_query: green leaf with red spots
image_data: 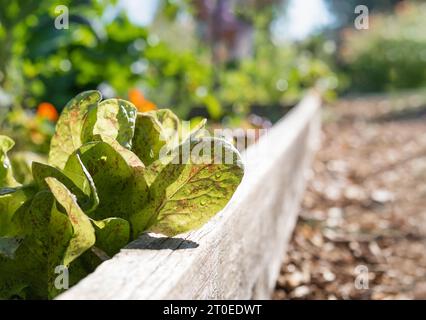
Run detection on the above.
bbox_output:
[92,218,130,257]
[82,99,137,149]
[45,177,95,266]
[0,135,20,188]
[131,137,244,237]
[71,141,148,221]
[131,112,167,166]
[131,109,207,167]
[0,91,245,299]
[48,90,102,169]
[0,186,35,237]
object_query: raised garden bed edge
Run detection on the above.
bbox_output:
[57,91,322,300]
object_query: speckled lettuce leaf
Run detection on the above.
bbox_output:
[1,100,247,298]
[131,137,244,237]
[92,218,130,257]
[47,201,74,298]
[10,151,46,185]
[0,232,47,299]
[1,192,58,299]
[3,189,82,299]
[0,135,19,188]
[131,109,208,169]
[74,141,148,221]
[180,118,208,141]
[149,109,207,142]
[63,153,99,213]
[93,134,144,168]
[13,192,52,259]
[82,99,137,149]
[131,112,166,166]
[48,90,102,169]
[151,109,181,137]
[32,160,99,213]
[45,177,95,267]
[0,187,35,236]
[132,109,194,166]
[33,162,86,202]
[13,192,64,299]
[142,120,209,187]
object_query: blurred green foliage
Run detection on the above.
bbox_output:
[219,40,337,116]
[0,0,338,154]
[339,2,426,92]
[323,0,402,27]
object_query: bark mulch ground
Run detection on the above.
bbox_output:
[274,92,426,300]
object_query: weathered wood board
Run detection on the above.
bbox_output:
[58,92,322,300]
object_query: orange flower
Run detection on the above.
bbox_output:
[36,102,58,122]
[128,88,157,112]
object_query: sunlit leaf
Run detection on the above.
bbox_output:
[131,137,244,236]
[82,98,137,149]
[48,91,102,169]
[45,177,95,266]
[0,135,19,188]
[74,141,148,220]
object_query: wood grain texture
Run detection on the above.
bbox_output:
[58,92,322,300]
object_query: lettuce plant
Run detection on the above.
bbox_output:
[0,91,244,299]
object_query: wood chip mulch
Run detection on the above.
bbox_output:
[274,93,426,300]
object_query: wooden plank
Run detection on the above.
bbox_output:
[58,91,322,300]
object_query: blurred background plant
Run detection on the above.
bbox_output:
[1,0,425,156]
[338,1,426,92]
[0,0,336,153]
